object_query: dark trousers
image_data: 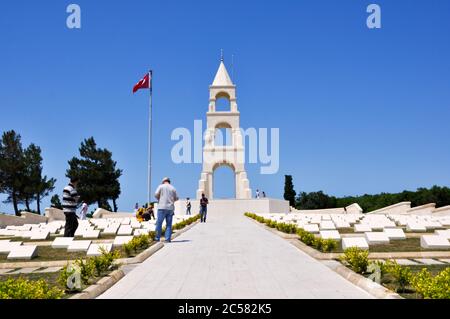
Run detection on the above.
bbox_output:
[64,213,79,237]
[200,206,207,222]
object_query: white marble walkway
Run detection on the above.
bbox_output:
[99,210,372,299]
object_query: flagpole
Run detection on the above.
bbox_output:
[147,70,153,207]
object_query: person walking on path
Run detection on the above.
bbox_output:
[79,202,88,220]
[199,193,209,223]
[256,189,260,199]
[186,197,191,215]
[262,191,266,198]
[154,177,179,243]
[62,177,80,237]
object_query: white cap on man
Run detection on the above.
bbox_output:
[162,177,171,183]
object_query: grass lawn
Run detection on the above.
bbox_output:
[336,228,354,234]
[0,246,87,263]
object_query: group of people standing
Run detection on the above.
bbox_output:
[255,189,267,199]
[62,176,209,242]
[185,194,209,223]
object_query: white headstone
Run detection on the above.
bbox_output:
[117,225,133,235]
[435,229,450,240]
[7,245,38,260]
[365,232,390,245]
[354,224,372,233]
[319,221,336,230]
[51,237,74,248]
[406,222,426,232]
[86,243,113,256]
[113,236,133,247]
[319,230,341,240]
[0,240,23,254]
[383,228,406,240]
[420,235,450,249]
[67,240,91,252]
[303,224,319,233]
[103,225,119,235]
[133,229,150,236]
[342,237,369,250]
[82,230,100,239]
[30,231,50,240]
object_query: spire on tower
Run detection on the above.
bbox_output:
[220,49,224,62]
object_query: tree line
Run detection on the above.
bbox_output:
[0,130,122,216]
[283,175,450,213]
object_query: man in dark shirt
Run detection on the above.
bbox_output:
[62,177,80,237]
[200,193,209,223]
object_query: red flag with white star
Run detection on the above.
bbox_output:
[133,72,151,93]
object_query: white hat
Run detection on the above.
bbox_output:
[162,177,170,183]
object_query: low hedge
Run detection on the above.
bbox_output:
[339,247,369,274]
[0,278,64,299]
[172,214,201,231]
[123,234,152,257]
[411,267,450,299]
[245,212,338,253]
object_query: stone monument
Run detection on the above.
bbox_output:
[196,57,252,200]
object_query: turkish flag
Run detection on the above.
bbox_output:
[133,73,151,93]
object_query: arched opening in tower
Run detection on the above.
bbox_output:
[213,165,236,199]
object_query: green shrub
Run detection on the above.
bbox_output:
[320,239,338,252]
[91,248,121,276]
[384,260,412,292]
[123,235,150,256]
[340,247,369,274]
[0,278,64,299]
[411,267,450,299]
[299,231,315,246]
[123,241,133,256]
[312,237,323,251]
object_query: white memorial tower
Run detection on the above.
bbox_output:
[196,58,252,199]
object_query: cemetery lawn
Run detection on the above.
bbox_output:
[0,246,87,263]
[336,228,354,234]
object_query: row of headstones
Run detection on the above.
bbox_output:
[0,215,195,259]
[0,221,66,239]
[278,213,450,231]
[258,214,450,250]
[0,234,138,260]
[0,214,194,240]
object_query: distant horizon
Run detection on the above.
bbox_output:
[1,1,450,214]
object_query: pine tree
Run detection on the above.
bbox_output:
[0,131,26,215]
[20,144,56,214]
[50,194,63,209]
[0,131,56,215]
[284,175,297,207]
[66,137,122,210]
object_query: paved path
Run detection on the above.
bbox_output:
[99,210,372,299]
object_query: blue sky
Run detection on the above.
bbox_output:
[1,0,450,213]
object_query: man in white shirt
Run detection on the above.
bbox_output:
[154,177,179,242]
